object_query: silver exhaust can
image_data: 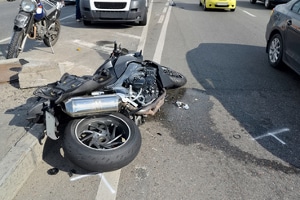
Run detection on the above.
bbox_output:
[64,94,121,117]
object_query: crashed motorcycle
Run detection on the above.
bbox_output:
[27,42,187,172]
[6,0,63,59]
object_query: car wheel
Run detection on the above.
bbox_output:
[264,0,271,8]
[83,20,92,26]
[250,0,256,4]
[138,9,147,26]
[230,8,235,11]
[203,0,208,10]
[267,33,284,69]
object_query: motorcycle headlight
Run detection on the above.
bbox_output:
[21,0,37,12]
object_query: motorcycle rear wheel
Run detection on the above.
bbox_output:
[6,29,25,59]
[63,113,141,172]
[162,66,187,89]
[43,20,61,47]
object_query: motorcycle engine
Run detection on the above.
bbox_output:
[123,67,159,106]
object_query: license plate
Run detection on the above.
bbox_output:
[46,111,59,140]
[216,2,228,6]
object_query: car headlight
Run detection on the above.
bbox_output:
[21,0,37,12]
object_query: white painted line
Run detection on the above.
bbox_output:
[242,10,256,17]
[153,1,172,63]
[0,37,11,43]
[60,14,75,21]
[162,7,168,14]
[253,128,289,145]
[115,32,141,40]
[96,170,121,200]
[158,15,165,24]
[137,0,153,51]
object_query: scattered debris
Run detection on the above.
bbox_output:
[169,0,176,6]
[175,101,189,110]
[47,167,59,175]
[233,134,241,139]
[157,132,162,136]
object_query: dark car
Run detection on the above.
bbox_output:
[265,0,300,74]
[250,0,290,9]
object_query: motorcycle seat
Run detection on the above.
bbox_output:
[34,72,114,104]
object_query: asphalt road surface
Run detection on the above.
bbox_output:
[1,0,300,199]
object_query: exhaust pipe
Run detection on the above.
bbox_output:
[64,94,121,117]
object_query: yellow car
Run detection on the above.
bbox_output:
[199,0,236,11]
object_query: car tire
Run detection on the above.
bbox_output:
[203,0,208,10]
[250,0,256,4]
[83,20,92,26]
[267,33,284,69]
[264,0,271,9]
[138,9,148,26]
[230,8,236,11]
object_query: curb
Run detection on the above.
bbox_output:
[0,58,91,200]
[0,124,44,200]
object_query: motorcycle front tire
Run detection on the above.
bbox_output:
[62,112,141,172]
[6,29,25,59]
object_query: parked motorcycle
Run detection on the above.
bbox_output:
[27,42,187,172]
[6,0,63,59]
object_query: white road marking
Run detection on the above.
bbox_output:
[96,170,121,200]
[153,0,172,63]
[137,0,153,51]
[253,128,290,145]
[115,32,141,40]
[60,14,75,21]
[158,15,165,24]
[0,37,11,43]
[242,10,256,17]
[158,3,169,24]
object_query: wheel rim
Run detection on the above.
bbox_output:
[75,115,131,150]
[47,22,60,43]
[269,37,281,64]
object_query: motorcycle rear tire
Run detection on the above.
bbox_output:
[43,20,61,47]
[62,112,141,172]
[163,67,187,89]
[6,29,25,59]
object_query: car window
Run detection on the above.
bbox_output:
[291,1,300,14]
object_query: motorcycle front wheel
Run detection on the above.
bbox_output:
[162,66,187,89]
[43,20,61,47]
[63,112,141,172]
[6,29,25,59]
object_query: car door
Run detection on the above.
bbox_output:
[285,0,300,70]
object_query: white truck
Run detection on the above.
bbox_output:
[80,0,148,26]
